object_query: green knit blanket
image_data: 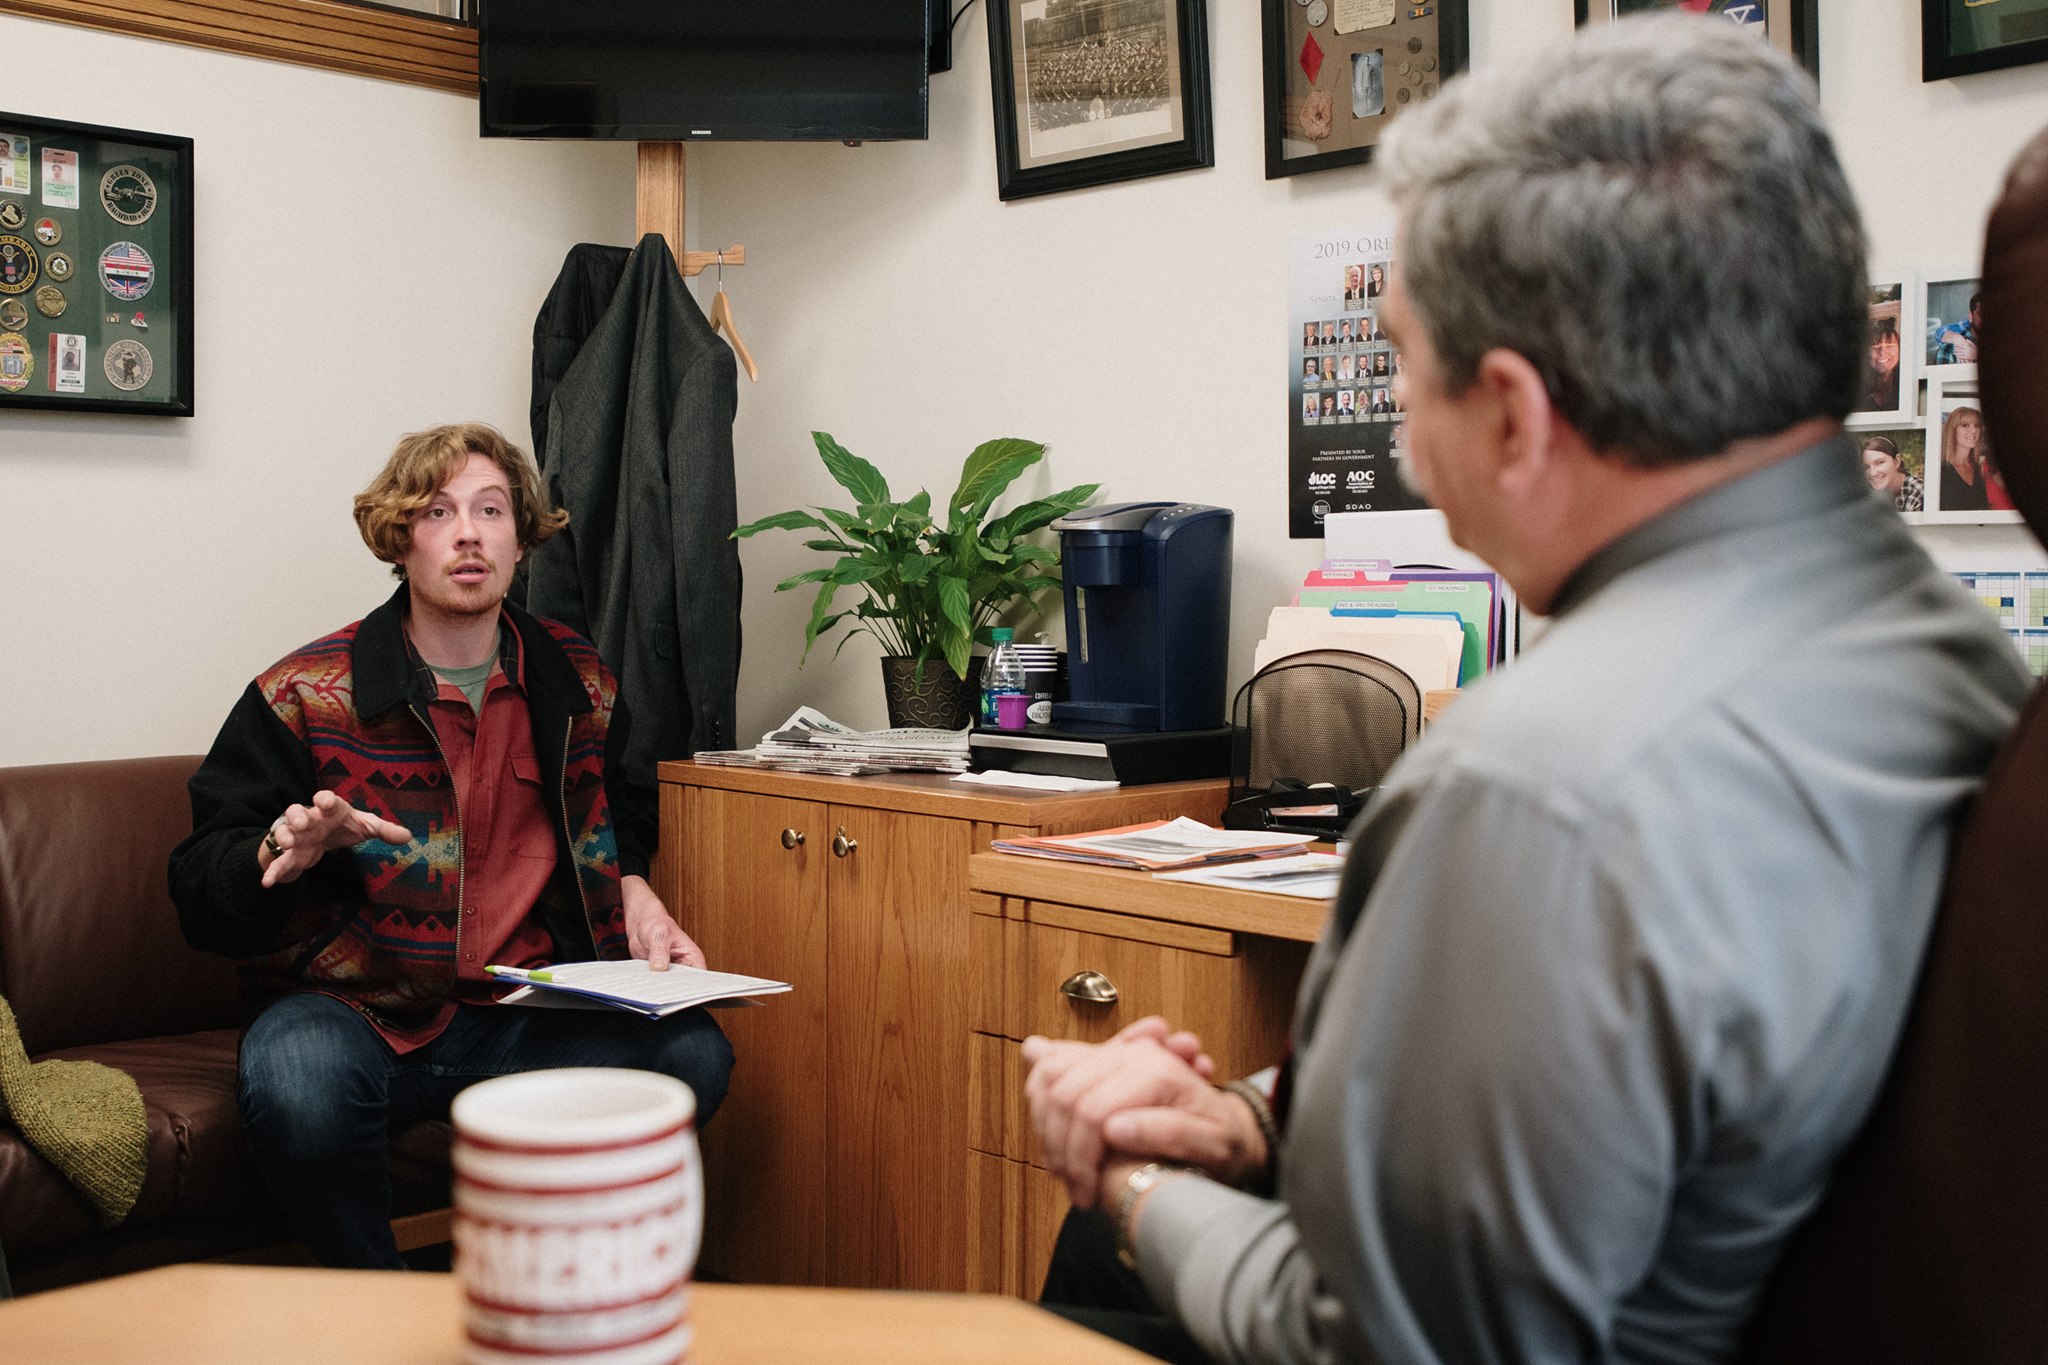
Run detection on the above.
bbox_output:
[0,993,147,1226]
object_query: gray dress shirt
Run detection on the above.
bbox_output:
[1135,438,2030,1364]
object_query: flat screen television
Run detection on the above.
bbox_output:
[478,1,931,141]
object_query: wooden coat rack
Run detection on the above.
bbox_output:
[637,142,756,380]
[636,142,745,276]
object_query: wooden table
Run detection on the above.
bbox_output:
[0,1264,1158,1364]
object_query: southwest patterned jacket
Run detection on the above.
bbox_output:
[170,584,646,1038]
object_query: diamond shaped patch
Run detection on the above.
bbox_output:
[1300,33,1324,85]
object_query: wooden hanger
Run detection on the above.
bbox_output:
[708,251,759,383]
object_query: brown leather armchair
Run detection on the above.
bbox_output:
[0,756,450,1294]
[1738,128,2048,1362]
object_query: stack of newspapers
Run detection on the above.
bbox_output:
[693,706,971,776]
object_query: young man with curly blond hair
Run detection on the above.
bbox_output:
[171,423,732,1269]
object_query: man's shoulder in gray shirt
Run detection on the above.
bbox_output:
[1139,440,2030,1365]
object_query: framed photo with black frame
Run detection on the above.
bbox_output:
[1261,0,1469,181]
[0,111,192,416]
[986,0,1213,203]
[1923,0,2048,81]
[1574,0,1818,78]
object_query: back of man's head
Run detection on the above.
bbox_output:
[1381,16,1866,467]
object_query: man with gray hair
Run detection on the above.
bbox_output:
[1024,16,2028,1365]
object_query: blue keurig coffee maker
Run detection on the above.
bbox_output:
[970,502,1233,783]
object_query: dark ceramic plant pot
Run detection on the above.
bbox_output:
[879,655,983,730]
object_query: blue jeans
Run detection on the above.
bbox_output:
[237,992,734,1270]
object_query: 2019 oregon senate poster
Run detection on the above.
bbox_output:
[1288,225,1421,537]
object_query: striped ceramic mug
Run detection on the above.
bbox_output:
[452,1068,702,1365]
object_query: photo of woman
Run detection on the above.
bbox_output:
[1860,435,1923,514]
[1939,404,1991,514]
[1860,297,1904,416]
[1367,262,1388,299]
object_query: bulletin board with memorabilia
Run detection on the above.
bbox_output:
[0,112,192,417]
[1289,224,1423,537]
[1262,0,1469,180]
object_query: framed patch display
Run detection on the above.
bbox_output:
[1924,0,2048,81]
[0,112,192,416]
[987,0,1214,202]
[1575,0,1817,77]
[1262,0,1469,180]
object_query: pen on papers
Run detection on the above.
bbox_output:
[484,965,555,983]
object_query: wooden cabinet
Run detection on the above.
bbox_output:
[964,854,1322,1297]
[654,762,1228,1292]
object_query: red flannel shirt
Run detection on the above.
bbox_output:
[373,634,558,1052]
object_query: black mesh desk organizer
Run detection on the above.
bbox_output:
[1224,648,1422,837]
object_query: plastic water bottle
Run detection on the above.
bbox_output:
[984,628,1030,730]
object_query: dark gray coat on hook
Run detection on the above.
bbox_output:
[523,233,742,792]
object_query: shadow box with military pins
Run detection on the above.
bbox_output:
[0,112,192,416]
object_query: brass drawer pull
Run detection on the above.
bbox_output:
[780,828,806,849]
[1059,970,1118,1005]
[832,828,859,858]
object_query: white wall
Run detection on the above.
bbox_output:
[0,15,635,766]
[3,0,2046,765]
[692,0,2048,740]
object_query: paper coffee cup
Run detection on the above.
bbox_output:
[453,1069,701,1365]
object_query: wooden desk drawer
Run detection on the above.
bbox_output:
[1016,911,1245,1046]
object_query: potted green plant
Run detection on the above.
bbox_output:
[733,432,1098,729]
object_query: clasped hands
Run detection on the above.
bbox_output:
[256,792,706,970]
[1022,1015,1271,1213]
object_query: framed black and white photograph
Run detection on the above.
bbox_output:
[0,111,192,417]
[1575,0,1818,77]
[1262,0,1469,180]
[1924,0,2048,81]
[987,0,1213,202]
[1854,278,1915,424]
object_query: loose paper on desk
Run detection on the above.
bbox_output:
[1154,851,1349,900]
[1257,606,1463,692]
[951,770,1120,793]
[489,961,793,1020]
[991,818,1316,871]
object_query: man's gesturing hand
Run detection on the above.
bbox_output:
[259,790,412,888]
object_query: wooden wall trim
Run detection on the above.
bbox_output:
[0,0,478,96]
